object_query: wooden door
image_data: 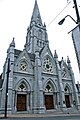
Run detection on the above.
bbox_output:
[45,95,54,110]
[65,95,71,108]
[17,94,26,111]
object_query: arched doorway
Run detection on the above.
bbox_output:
[44,82,57,110]
[45,94,54,110]
[64,86,71,108]
[16,81,28,111]
[17,94,26,111]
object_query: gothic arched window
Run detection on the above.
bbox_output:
[18,82,27,91]
[45,84,53,93]
[19,60,28,72]
[38,29,42,39]
[62,67,67,78]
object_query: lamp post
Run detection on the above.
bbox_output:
[58,0,80,25]
[58,0,80,72]
[73,0,80,23]
[58,15,78,25]
[4,58,10,118]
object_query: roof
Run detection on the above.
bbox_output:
[28,53,35,61]
[14,49,35,61]
[14,49,22,56]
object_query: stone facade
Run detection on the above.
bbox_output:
[0,1,80,114]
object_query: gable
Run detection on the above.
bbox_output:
[40,45,57,75]
[14,49,34,73]
[61,61,71,80]
[40,45,53,58]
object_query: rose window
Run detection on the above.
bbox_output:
[42,57,53,73]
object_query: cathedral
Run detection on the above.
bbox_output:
[0,0,80,114]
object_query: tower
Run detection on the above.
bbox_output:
[25,0,48,53]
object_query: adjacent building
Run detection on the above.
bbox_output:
[0,1,80,114]
[72,24,80,71]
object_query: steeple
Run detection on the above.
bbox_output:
[25,0,49,54]
[31,0,43,26]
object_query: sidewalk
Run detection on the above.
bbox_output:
[0,112,80,118]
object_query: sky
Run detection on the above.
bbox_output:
[0,0,80,83]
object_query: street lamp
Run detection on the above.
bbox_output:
[58,0,80,72]
[58,0,80,25]
[58,15,78,25]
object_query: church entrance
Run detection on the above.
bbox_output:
[17,94,26,111]
[44,81,56,110]
[64,86,71,108]
[45,95,54,110]
[65,95,71,108]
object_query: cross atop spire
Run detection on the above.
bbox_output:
[31,0,43,26]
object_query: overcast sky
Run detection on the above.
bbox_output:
[0,0,80,83]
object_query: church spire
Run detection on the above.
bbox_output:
[25,0,49,53]
[31,0,43,26]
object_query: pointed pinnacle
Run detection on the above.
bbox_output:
[67,56,71,63]
[31,0,42,25]
[10,37,15,47]
[54,50,58,58]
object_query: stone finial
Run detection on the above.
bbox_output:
[67,56,71,64]
[54,50,58,58]
[67,56,71,69]
[10,37,15,47]
[35,0,37,3]
[62,57,63,60]
[44,22,46,28]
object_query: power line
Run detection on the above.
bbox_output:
[47,1,71,27]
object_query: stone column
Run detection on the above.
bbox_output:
[28,92,33,113]
[54,51,66,111]
[33,48,45,113]
[7,38,15,113]
[57,69,66,110]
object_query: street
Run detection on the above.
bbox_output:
[0,115,80,120]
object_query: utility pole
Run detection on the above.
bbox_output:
[58,0,80,71]
[4,58,10,118]
[73,0,80,23]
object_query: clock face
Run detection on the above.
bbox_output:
[19,61,28,71]
[42,57,53,73]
